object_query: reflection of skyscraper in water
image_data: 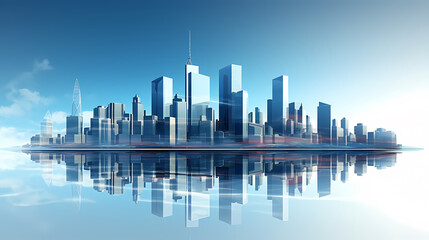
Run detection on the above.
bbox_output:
[218,155,249,225]
[88,152,112,192]
[266,160,290,221]
[131,154,144,203]
[171,154,186,202]
[152,179,173,217]
[40,111,53,145]
[185,154,213,227]
[26,151,400,226]
[354,155,368,176]
[317,154,332,197]
[31,152,55,186]
[340,154,349,183]
[249,154,263,191]
[64,153,85,210]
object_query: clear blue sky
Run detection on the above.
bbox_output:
[1,0,428,147]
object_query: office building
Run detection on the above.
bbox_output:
[187,71,210,139]
[231,90,248,142]
[317,102,331,144]
[132,94,144,121]
[152,76,173,120]
[255,107,264,124]
[40,111,53,145]
[271,76,288,134]
[171,94,187,143]
[107,103,125,135]
[219,64,242,132]
[354,123,367,144]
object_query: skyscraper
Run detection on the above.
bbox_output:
[331,119,344,145]
[132,94,144,121]
[107,103,125,135]
[171,94,187,143]
[132,95,144,136]
[271,76,288,134]
[317,102,331,144]
[288,102,305,135]
[341,118,349,139]
[90,108,111,145]
[152,76,173,120]
[71,79,81,116]
[219,64,242,132]
[354,123,368,144]
[40,111,53,145]
[255,107,264,124]
[41,111,53,138]
[185,32,199,122]
[65,115,83,143]
[65,79,83,144]
[188,72,210,139]
[231,90,248,142]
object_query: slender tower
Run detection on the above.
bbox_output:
[185,31,200,138]
[65,78,83,143]
[72,78,82,116]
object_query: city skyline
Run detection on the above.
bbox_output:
[1,1,428,149]
[27,55,398,148]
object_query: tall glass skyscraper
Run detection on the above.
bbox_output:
[231,90,248,142]
[171,94,187,143]
[185,64,199,112]
[341,117,349,138]
[107,103,125,135]
[151,76,173,120]
[255,107,264,125]
[354,123,368,144]
[188,72,210,138]
[317,102,331,144]
[40,111,53,138]
[219,64,242,132]
[271,76,288,134]
[65,115,83,143]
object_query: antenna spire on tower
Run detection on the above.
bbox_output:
[186,30,192,65]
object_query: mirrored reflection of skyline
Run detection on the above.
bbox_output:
[26,151,397,227]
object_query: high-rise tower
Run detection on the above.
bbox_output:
[271,76,288,134]
[71,79,82,116]
[317,102,331,144]
[66,79,84,144]
[185,31,200,129]
[219,64,242,132]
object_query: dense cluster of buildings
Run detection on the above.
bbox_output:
[30,51,397,148]
[28,151,397,226]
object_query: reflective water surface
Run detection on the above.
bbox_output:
[0,150,428,239]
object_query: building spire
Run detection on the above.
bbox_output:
[72,78,82,116]
[186,30,192,65]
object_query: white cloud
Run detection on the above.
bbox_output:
[0,59,53,117]
[0,127,33,148]
[0,88,51,116]
[6,58,53,89]
[51,111,67,124]
[33,59,53,72]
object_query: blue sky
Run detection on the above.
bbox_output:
[0,0,428,147]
